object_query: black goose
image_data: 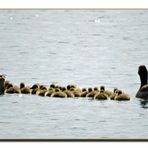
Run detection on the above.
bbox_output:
[136,65,148,98]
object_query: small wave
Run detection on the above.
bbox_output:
[70,126,86,130]
[19,51,29,55]
[48,52,57,55]
[122,37,130,41]
[11,101,18,104]
[92,34,102,36]
[99,120,106,123]
[75,118,81,121]
[64,68,74,71]
[50,118,59,121]
[58,41,69,44]
[0,121,11,124]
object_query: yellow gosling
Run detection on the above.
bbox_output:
[5,87,14,94]
[13,85,20,93]
[39,85,47,90]
[81,88,88,97]
[20,82,30,94]
[51,88,67,98]
[62,87,74,98]
[50,83,56,89]
[37,89,47,97]
[114,90,131,101]
[110,88,118,100]
[86,87,98,98]
[4,80,11,90]
[45,88,55,97]
[94,90,108,100]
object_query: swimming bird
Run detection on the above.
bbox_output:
[30,84,39,94]
[136,65,148,99]
[61,87,74,98]
[81,88,88,97]
[86,87,97,98]
[5,83,20,94]
[20,82,30,94]
[110,88,118,100]
[0,77,5,94]
[37,89,47,97]
[94,86,108,100]
[114,90,130,101]
[51,88,67,98]
[45,88,55,97]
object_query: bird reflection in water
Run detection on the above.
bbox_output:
[140,98,148,109]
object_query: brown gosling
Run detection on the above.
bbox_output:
[81,88,88,97]
[12,85,20,93]
[5,83,14,94]
[99,86,112,98]
[51,88,67,98]
[39,85,47,91]
[110,88,118,100]
[69,87,81,98]
[94,90,108,100]
[86,87,98,98]
[20,82,30,94]
[61,87,74,98]
[50,83,56,89]
[4,80,11,90]
[37,89,47,97]
[45,88,55,97]
[114,90,130,101]
[30,84,40,94]
[5,83,20,94]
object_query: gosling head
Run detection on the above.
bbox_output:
[82,88,87,92]
[94,87,99,91]
[88,88,93,92]
[100,86,105,91]
[50,83,56,89]
[20,82,25,89]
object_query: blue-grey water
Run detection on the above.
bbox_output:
[0,10,148,139]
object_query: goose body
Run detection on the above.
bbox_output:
[136,65,148,99]
[0,77,5,94]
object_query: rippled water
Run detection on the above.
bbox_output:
[0,10,148,139]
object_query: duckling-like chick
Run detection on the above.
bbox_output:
[99,86,113,98]
[30,84,39,94]
[86,87,98,98]
[45,88,55,97]
[39,85,47,91]
[69,87,81,98]
[5,83,14,94]
[20,82,30,94]
[114,90,130,101]
[50,83,56,89]
[94,89,108,100]
[110,88,118,100]
[61,87,74,98]
[12,85,20,93]
[51,88,67,98]
[81,88,88,97]
[4,80,11,90]
[37,89,47,97]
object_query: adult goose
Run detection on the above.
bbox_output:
[0,76,5,95]
[136,65,148,99]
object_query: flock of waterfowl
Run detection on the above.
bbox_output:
[0,77,130,101]
[0,65,148,101]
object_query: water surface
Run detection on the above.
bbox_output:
[0,10,148,139]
